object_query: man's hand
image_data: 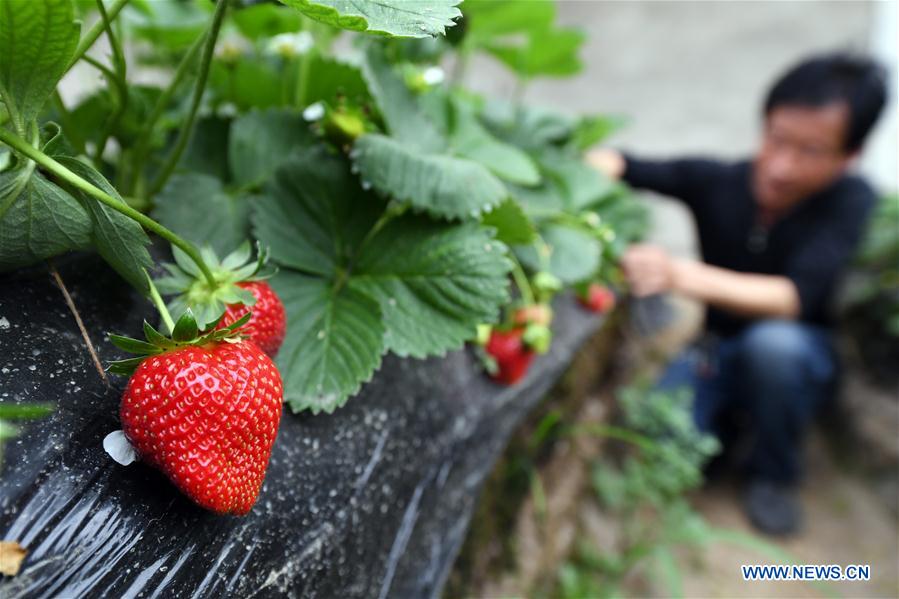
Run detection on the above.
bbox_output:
[622,243,802,318]
[621,244,679,297]
[586,148,625,180]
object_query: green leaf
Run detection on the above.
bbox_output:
[303,55,372,106]
[272,272,384,414]
[229,108,316,188]
[481,198,536,245]
[232,2,302,40]
[0,0,80,134]
[538,148,613,211]
[179,116,232,182]
[350,216,511,358]
[153,174,252,257]
[450,98,541,186]
[0,402,54,420]
[277,0,461,38]
[353,133,507,221]
[252,145,385,277]
[484,27,584,79]
[0,165,92,271]
[123,0,210,51]
[361,44,444,153]
[517,224,600,284]
[58,157,153,295]
[209,58,282,111]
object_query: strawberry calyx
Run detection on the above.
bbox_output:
[107,309,251,376]
[155,241,276,330]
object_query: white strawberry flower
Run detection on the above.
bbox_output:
[422,66,445,86]
[266,31,314,58]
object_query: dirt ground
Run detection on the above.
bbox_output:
[673,433,899,599]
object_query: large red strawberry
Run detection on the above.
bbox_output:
[579,283,616,314]
[485,327,535,385]
[216,281,285,357]
[109,311,283,515]
[156,242,286,357]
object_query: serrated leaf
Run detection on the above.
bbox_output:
[484,27,584,79]
[272,272,384,414]
[229,108,316,189]
[58,157,153,295]
[517,223,600,284]
[0,165,92,271]
[0,0,80,135]
[361,44,444,152]
[450,97,541,186]
[277,0,461,38]
[350,216,511,358]
[353,133,506,221]
[481,198,537,245]
[252,145,385,277]
[153,174,253,257]
[538,148,613,211]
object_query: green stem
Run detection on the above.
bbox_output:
[128,33,204,195]
[294,51,312,107]
[51,91,86,156]
[82,56,128,164]
[0,127,217,288]
[66,0,131,72]
[147,0,228,198]
[147,274,175,334]
[92,0,128,164]
[509,254,535,305]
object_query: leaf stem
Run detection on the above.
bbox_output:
[127,32,205,195]
[509,253,535,305]
[0,127,218,288]
[51,91,86,155]
[66,0,131,72]
[92,0,128,164]
[146,273,175,334]
[147,0,228,198]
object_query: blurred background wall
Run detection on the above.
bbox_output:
[464,0,897,261]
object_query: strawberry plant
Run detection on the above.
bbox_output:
[1,0,647,428]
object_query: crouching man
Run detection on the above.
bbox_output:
[589,53,887,535]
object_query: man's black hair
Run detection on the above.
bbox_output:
[764,52,887,153]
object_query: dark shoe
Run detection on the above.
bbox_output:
[743,479,802,536]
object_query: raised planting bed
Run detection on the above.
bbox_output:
[0,253,604,598]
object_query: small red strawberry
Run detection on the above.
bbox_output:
[512,303,553,327]
[156,242,286,357]
[579,283,616,314]
[485,327,535,385]
[216,281,285,357]
[109,311,283,515]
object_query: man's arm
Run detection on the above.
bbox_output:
[622,244,801,319]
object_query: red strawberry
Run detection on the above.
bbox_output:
[579,283,616,314]
[216,281,285,357]
[512,303,553,327]
[156,242,286,357]
[109,312,283,515]
[485,328,535,385]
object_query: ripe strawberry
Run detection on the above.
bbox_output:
[512,303,553,327]
[109,311,283,515]
[216,281,285,357]
[485,328,535,385]
[579,283,616,314]
[156,242,286,357]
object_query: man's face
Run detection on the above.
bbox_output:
[753,102,854,212]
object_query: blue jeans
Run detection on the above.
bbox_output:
[657,320,837,485]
